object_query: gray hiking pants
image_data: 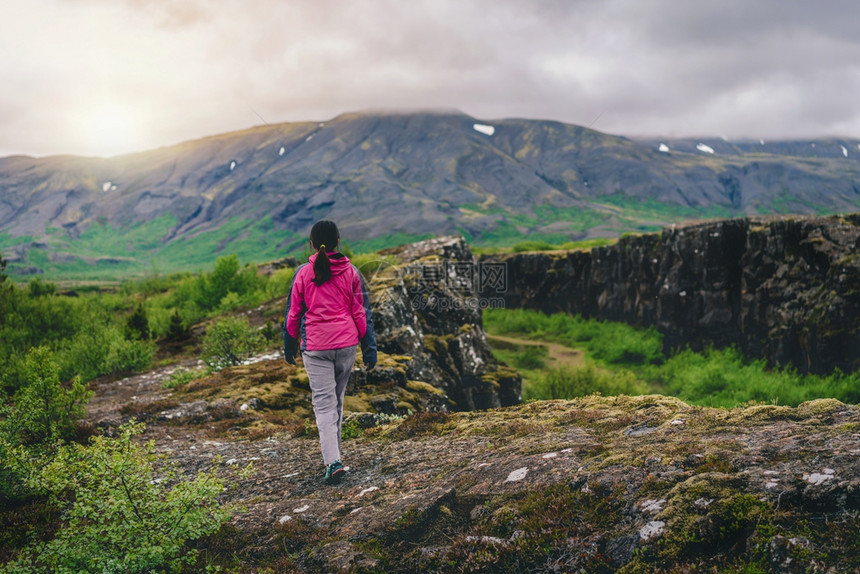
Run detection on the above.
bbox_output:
[302,346,357,466]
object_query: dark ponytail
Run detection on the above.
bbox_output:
[310,220,340,286]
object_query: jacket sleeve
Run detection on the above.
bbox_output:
[356,271,377,366]
[350,270,368,339]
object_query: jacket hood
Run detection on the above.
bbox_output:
[307,252,352,276]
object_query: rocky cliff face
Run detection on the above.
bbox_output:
[363,236,521,411]
[480,214,860,374]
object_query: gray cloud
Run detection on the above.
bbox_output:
[1,0,859,157]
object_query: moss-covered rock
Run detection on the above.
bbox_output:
[369,236,522,410]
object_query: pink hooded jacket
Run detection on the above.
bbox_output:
[284,252,368,351]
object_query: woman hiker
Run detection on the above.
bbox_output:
[283,220,377,484]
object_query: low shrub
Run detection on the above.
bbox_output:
[0,346,91,448]
[201,316,264,370]
[0,347,91,504]
[2,422,235,573]
[161,367,207,389]
[104,337,156,375]
[511,345,549,370]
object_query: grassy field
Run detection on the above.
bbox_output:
[1,193,734,283]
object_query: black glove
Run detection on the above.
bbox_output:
[361,348,376,371]
[284,333,299,365]
[361,340,377,371]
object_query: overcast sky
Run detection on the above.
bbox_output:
[2,0,859,157]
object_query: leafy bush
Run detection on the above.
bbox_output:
[55,326,155,381]
[26,278,56,298]
[0,347,91,448]
[104,337,156,375]
[199,254,241,310]
[56,328,115,384]
[341,418,364,439]
[192,255,266,313]
[1,251,286,389]
[0,347,91,504]
[201,316,264,370]
[2,422,234,573]
[0,287,133,389]
[264,266,296,301]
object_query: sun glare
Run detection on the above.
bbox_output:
[74,103,145,157]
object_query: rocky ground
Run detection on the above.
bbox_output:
[88,360,860,573]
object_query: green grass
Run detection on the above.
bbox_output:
[1,189,844,284]
[473,237,616,255]
[351,232,435,253]
[459,203,612,248]
[3,215,307,282]
[483,308,860,408]
[153,217,299,272]
[486,339,647,403]
[4,217,439,283]
[0,233,36,248]
[71,214,178,257]
[597,194,736,222]
[485,308,664,366]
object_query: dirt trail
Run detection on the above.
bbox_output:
[486,333,585,370]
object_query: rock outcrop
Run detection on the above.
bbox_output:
[480,214,860,374]
[363,236,521,411]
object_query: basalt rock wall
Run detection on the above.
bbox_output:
[480,214,860,374]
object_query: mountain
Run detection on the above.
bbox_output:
[1,110,860,279]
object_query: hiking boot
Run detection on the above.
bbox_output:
[324,460,346,485]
